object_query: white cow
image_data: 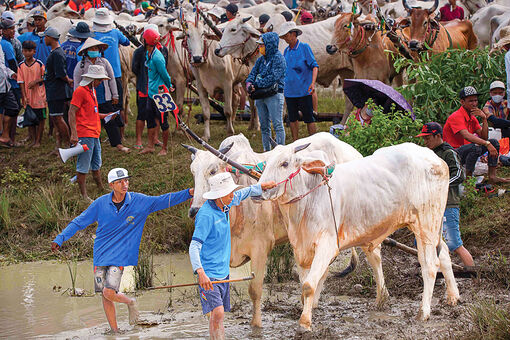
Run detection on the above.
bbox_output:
[238,2,292,18]
[471,4,510,47]
[185,132,362,327]
[257,142,460,330]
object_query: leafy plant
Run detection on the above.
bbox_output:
[265,244,295,283]
[0,194,10,230]
[394,48,506,124]
[1,165,35,192]
[462,298,510,340]
[338,100,423,156]
[135,247,154,290]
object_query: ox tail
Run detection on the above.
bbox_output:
[333,247,359,278]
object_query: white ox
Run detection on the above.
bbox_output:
[238,2,292,18]
[215,15,354,121]
[471,4,510,47]
[186,132,362,327]
[257,142,460,330]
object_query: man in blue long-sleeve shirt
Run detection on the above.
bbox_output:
[189,172,275,339]
[51,167,194,334]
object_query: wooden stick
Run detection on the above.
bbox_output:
[383,237,464,271]
[147,272,255,290]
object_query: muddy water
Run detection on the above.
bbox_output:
[0,254,254,339]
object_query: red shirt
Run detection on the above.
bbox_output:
[439,4,464,22]
[71,85,101,138]
[443,106,481,148]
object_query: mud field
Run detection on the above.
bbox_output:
[1,246,507,340]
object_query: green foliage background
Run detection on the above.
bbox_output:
[395,48,507,124]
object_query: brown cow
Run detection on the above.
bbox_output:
[326,13,403,86]
[401,0,478,53]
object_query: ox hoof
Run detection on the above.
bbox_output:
[416,310,430,322]
[250,318,262,329]
[446,294,459,306]
[375,290,390,310]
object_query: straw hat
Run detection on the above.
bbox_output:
[203,172,240,200]
[78,37,109,56]
[278,21,302,37]
[493,26,510,50]
[79,64,110,86]
[93,8,113,25]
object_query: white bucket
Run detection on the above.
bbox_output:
[489,127,502,141]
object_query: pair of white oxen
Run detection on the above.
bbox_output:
[181,132,459,331]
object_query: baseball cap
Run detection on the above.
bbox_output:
[1,19,15,29]
[490,80,505,91]
[44,27,60,39]
[108,168,131,183]
[1,11,15,21]
[459,86,479,99]
[259,13,270,25]
[226,3,238,14]
[301,10,313,24]
[281,11,293,22]
[32,10,47,20]
[416,122,443,137]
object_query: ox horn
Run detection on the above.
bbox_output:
[402,0,413,12]
[294,143,311,153]
[197,9,223,39]
[269,137,278,149]
[242,16,251,23]
[353,8,362,20]
[428,0,439,14]
[219,142,234,155]
[181,143,198,154]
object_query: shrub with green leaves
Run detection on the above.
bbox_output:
[394,48,506,124]
[338,101,423,156]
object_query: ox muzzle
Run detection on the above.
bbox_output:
[192,55,204,64]
[408,40,424,51]
[214,47,222,56]
[326,44,338,55]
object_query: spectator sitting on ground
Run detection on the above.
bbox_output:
[18,40,47,148]
[443,86,510,183]
[416,122,474,267]
[439,0,464,22]
[355,104,374,127]
[483,80,510,138]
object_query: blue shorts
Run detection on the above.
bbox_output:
[198,276,230,315]
[76,137,102,174]
[442,207,463,251]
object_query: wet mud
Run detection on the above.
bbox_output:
[0,251,507,339]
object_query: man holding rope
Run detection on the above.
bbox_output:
[51,168,194,334]
[189,172,276,339]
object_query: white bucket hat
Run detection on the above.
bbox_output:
[79,64,110,86]
[207,6,224,19]
[93,8,114,25]
[203,172,240,200]
[278,21,302,37]
[108,168,130,183]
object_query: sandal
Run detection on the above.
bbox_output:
[0,140,13,148]
[133,144,143,150]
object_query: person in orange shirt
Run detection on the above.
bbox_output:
[69,0,93,13]
[68,64,111,201]
[18,40,47,147]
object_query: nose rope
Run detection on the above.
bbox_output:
[276,167,301,194]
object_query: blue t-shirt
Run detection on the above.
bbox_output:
[53,190,192,266]
[283,40,319,98]
[93,29,130,78]
[1,39,18,89]
[192,184,262,278]
[61,40,82,78]
[21,31,51,64]
[146,48,172,98]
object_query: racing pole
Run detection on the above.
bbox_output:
[147,272,255,290]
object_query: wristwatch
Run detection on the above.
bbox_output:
[485,141,491,146]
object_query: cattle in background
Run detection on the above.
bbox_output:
[257,142,460,330]
[185,132,362,328]
[471,4,510,47]
[400,0,478,53]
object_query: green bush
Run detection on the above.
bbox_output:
[394,48,506,124]
[338,100,422,156]
[1,165,35,192]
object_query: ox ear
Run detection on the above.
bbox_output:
[294,143,311,153]
[242,23,261,38]
[302,160,327,176]
[242,16,252,23]
[219,142,234,155]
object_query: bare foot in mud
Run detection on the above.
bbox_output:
[157,149,167,156]
[128,299,139,325]
[104,328,125,335]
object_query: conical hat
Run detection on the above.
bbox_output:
[78,37,109,56]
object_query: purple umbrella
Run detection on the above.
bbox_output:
[343,79,415,119]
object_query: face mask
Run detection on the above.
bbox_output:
[366,108,374,117]
[491,95,504,103]
[87,51,100,58]
[259,45,265,56]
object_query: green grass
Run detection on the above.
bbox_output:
[0,92,341,262]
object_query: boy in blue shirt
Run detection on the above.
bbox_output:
[189,172,275,339]
[51,168,194,334]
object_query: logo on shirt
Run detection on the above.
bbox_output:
[126,216,135,225]
[201,291,208,301]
